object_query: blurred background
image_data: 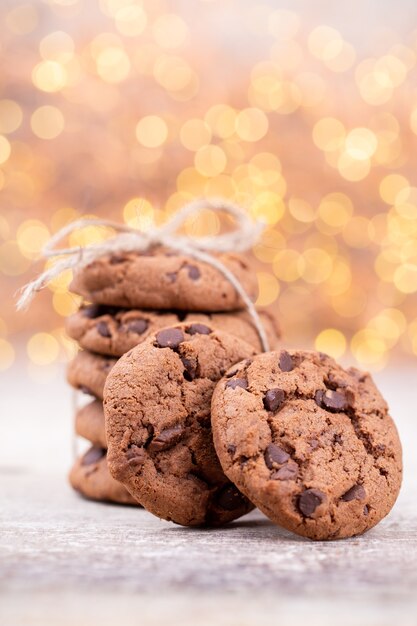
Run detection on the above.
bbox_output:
[1,0,417,385]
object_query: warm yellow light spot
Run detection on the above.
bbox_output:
[273,249,304,282]
[31,106,65,140]
[0,338,15,371]
[205,105,237,139]
[250,192,285,225]
[17,220,50,260]
[332,285,367,318]
[315,329,346,359]
[39,31,75,63]
[0,241,31,276]
[323,42,356,72]
[368,309,406,348]
[96,46,130,83]
[153,14,188,49]
[27,333,60,365]
[337,152,371,181]
[379,174,409,205]
[204,175,236,199]
[194,145,227,177]
[6,4,38,35]
[252,229,285,263]
[123,198,154,230]
[318,192,353,229]
[325,258,351,296]
[268,9,299,39]
[288,197,316,223]
[176,167,206,195]
[235,108,268,142]
[68,222,111,249]
[394,264,417,294]
[308,25,344,61]
[184,208,220,238]
[351,329,387,368]
[32,60,67,92]
[154,55,194,92]
[52,292,81,317]
[115,5,147,37]
[255,272,280,307]
[301,248,333,284]
[136,116,168,148]
[250,152,281,174]
[0,136,11,164]
[0,100,23,134]
[180,119,212,151]
[47,268,73,294]
[345,128,378,160]
[312,117,345,152]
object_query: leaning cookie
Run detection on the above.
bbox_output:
[211,349,402,541]
[66,305,281,357]
[69,446,141,506]
[67,351,117,399]
[104,323,256,526]
[70,247,257,312]
[75,400,106,448]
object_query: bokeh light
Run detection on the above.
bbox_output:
[1,1,416,371]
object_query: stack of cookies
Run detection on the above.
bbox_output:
[66,247,281,508]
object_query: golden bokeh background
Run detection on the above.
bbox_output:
[1,0,417,377]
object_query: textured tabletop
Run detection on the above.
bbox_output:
[1,364,417,626]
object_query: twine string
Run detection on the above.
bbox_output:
[17,197,269,351]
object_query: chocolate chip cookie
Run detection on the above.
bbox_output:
[211,349,402,540]
[104,323,256,526]
[75,400,106,447]
[69,445,140,506]
[70,247,257,311]
[66,305,281,357]
[67,351,117,399]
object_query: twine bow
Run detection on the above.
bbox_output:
[17,197,269,351]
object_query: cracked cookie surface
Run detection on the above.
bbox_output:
[104,323,256,526]
[75,400,106,447]
[70,247,257,312]
[69,445,141,506]
[211,349,402,540]
[66,305,281,357]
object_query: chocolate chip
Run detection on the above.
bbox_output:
[127,319,148,335]
[225,378,248,390]
[279,351,294,372]
[186,264,201,280]
[147,425,184,453]
[126,445,145,469]
[271,464,298,481]
[264,443,290,468]
[333,433,343,445]
[227,444,236,455]
[166,272,177,283]
[82,446,106,466]
[96,321,111,338]
[79,385,94,396]
[298,489,325,517]
[82,304,102,319]
[155,328,184,349]
[322,390,347,412]
[215,484,247,511]
[225,368,238,378]
[263,388,286,413]
[187,323,212,335]
[363,505,369,516]
[341,484,366,502]
[181,356,197,381]
[109,254,127,264]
